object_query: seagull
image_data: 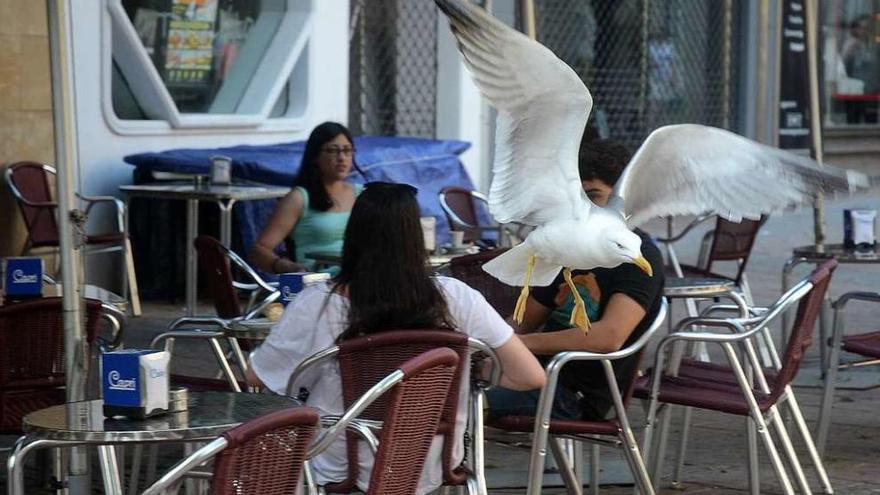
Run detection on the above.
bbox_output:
[435,0,867,332]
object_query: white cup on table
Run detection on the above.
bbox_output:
[451,231,466,249]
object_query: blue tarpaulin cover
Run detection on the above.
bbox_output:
[124,136,485,257]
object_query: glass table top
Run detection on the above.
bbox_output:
[23,391,300,443]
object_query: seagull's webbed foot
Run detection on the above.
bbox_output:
[563,267,591,334]
[513,254,537,325]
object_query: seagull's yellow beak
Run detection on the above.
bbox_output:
[632,255,653,277]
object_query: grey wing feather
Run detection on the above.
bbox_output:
[610,124,868,227]
[436,0,592,225]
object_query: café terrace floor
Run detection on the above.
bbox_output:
[3,190,880,494]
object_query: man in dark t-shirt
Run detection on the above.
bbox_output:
[487,138,665,421]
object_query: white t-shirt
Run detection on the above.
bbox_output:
[250,276,513,495]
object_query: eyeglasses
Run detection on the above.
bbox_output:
[321,146,356,157]
[363,181,418,196]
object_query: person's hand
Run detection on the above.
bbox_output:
[273,257,308,274]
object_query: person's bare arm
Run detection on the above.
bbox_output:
[519,293,647,355]
[245,366,264,388]
[250,190,308,273]
[508,296,552,334]
[493,334,546,390]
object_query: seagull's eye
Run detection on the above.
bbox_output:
[614,242,624,250]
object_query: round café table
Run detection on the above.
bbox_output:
[8,391,300,495]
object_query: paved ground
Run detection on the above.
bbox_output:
[3,190,879,494]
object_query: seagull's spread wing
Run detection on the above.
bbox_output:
[610,124,868,227]
[436,0,592,225]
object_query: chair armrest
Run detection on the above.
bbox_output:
[167,316,232,331]
[150,328,228,349]
[78,194,125,231]
[142,437,228,495]
[653,215,714,244]
[468,337,502,390]
[307,369,404,458]
[832,291,880,310]
[285,346,340,396]
[699,304,768,318]
[97,303,126,351]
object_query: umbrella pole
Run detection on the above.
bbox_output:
[804,0,826,250]
[47,0,90,492]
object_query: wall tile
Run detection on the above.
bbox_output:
[0,35,21,110]
[19,35,51,111]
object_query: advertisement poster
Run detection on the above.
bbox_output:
[777,0,812,150]
[164,0,219,85]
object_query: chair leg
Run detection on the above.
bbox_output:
[123,238,142,316]
[648,403,674,490]
[98,445,123,494]
[548,436,583,495]
[589,444,600,495]
[671,405,693,488]
[817,307,846,457]
[470,390,489,495]
[747,417,760,495]
[127,444,143,495]
[767,406,812,495]
[619,427,655,495]
[208,338,241,392]
[782,390,834,494]
[640,400,661,490]
[752,412,796,495]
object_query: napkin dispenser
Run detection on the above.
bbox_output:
[102,350,170,419]
[2,257,43,300]
[279,272,331,306]
[844,209,877,249]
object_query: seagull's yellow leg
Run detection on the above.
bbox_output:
[513,254,537,325]
[563,267,591,333]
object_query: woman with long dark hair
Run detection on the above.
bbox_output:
[250,121,364,273]
[246,182,545,494]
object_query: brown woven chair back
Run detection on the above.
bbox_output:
[211,407,319,495]
[441,187,479,227]
[449,248,520,318]
[194,235,242,319]
[326,330,469,492]
[705,216,766,284]
[366,347,460,495]
[770,259,837,401]
[8,162,59,248]
[0,297,102,432]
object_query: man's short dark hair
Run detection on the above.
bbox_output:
[578,138,632,187]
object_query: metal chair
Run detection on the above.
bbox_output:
[438,187,507,244]
[142,407,320,495]
[0,297,120,433]
[151,235,280,392]
[816,290,880,455]
[286,330,501,495]
[658,215,766,297]
[636,260,837,495]
[448,248,521,319]
[5,161,142,315]
[490,298,668,495]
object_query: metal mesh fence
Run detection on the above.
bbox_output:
[530,0,739,149]
[348,0,738,147]
[349,0,438,138]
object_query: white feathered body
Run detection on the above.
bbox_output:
[483,207,636,287]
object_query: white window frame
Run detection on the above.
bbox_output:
[101,0,313,134]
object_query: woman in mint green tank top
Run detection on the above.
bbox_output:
[250,122,365,274]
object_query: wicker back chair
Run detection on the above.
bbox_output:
[449,249,520,318]
[0,297,102,433]
[287,331,501,493]
[143,407,320,495]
